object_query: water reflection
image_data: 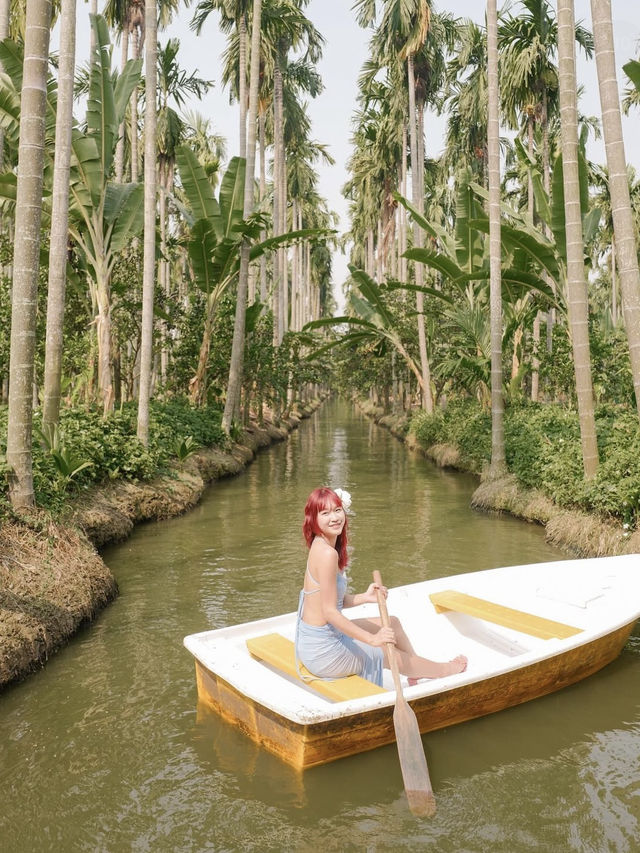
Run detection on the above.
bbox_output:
[1,399,639,852]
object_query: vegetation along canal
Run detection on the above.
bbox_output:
[1,400,639,852]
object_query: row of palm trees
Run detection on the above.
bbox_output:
[339,0,640,482]
[3,0,336,509]
[5,0,640,514]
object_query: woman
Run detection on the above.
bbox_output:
[295,486,468,687]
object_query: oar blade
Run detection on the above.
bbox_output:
[393,698,436,818]
[374,569,436,817]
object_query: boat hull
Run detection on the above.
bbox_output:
[194,619,637,769]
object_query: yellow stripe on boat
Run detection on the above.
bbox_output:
[246,633,386,701]
[429,590,582,639]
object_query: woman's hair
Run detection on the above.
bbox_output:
[303,487,349,569]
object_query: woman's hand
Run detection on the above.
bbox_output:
[360,582,387,604]
[370,626,395,647]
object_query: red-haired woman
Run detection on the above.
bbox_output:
[295,487,467,687]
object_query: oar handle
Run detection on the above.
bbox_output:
[373,570,404,695]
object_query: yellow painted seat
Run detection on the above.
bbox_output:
[429,590,582,640]
[246,632,386,701]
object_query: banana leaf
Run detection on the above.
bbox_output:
[104,182,144,255]
[87,14,117,180]
[455,178,485,273]
[186,218,219,296]
[0,81,19,145]
[470,219,560,284]
[623,60,640,93]
[176,145,221,230]
[0,38,24,90]
[114,58,143,128]
[70,133,102,210]
[218,156,246,238]
[403,246,481,288]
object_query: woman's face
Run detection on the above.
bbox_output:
[315,501,345,540]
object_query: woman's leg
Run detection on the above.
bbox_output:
[351,616,467,679]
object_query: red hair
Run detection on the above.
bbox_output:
[302,487,349,570]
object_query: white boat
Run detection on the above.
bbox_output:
[183,553,640,769]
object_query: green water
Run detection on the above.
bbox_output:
[1,400,639,852]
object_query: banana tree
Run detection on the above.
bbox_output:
[396,175,557,394]
[67,15,143,415]
[302,266,429,394]
[176,145,327,405]
[0,16,143,415]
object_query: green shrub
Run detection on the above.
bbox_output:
[409,409,446,447]
[0,398,228,513]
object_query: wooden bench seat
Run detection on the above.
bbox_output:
[246,633,386,702]
[429,590,582,640]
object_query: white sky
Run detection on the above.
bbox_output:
[63,0,640,302]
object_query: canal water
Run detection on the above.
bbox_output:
[1,399,639,852]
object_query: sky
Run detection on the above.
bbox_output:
[62,0,640,302]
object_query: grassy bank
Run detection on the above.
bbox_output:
[358,397,640,558]
[0,400,322,690]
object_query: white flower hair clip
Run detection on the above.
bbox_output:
[334,488,352,512]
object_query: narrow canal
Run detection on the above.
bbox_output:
[1,399,639,852]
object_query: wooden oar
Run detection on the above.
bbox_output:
[373,570,436,818]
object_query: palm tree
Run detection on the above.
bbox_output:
[103,0,145,180]
[182,108,227,186]
[261,0,324,344]
[155,40,212,380]
[0,0,10,169]
[590,0,640,420]
[355,0,436,411]
[42,0,76,428]
[486,0,505,477]
[6,0,52,508]
[499,0,593,384]
[192,0,252,157]
[222,0,262,433]
[137,0,157,444]
[557,0,599,477]
[444,20,487,181]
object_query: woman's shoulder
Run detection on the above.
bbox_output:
[309,538,338,570]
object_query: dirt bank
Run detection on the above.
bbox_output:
[0,409,315,691]
[361,401,640,560]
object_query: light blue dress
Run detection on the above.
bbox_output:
[294,565,384,687]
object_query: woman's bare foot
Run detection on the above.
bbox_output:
[408,655,468,685]
[441,655,467,676]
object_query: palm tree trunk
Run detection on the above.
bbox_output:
[272,60,283,345]
[259,110,267,301]
[137,0,157,444]
[558,0,599,477]
[291,197,299,330]
[280,153,288,335]
[130,26,140,182]
[400,122,408,282]
[527,106,542,402]
[611,237,617,323]
[159,165,168,384]
[408,53,432,412]
[7,0,52,509]
[43,0,76,428]
[487,0,506,476]
[542,89,555,354]
[238,11,248,159]
[89,0,97,55]
[115,25,129,183]
[0,0,10,168]
[591,0,640,419]
[222,0,262,433]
